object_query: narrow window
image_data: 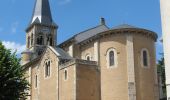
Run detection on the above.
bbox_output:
[64,70,67,80]
[109,51,115,66]
[85,54,91,61]
[50,37,53,46]
[47,36,53,46]
[35,75,38,88]
[87,56,90,61]
[47,61,50,76]
[107,48,117,68]
[40,36,44,45]
[45,62,48,77]
[27,37,30,48]
[31,33,33,45]
[143,50,148,66]
[45,61,50,78]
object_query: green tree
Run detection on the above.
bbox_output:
[157,56,166,98]
[0,42,29,100]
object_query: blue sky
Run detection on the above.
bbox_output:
[0,0,163,60]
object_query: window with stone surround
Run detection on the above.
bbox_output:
[27,36,30,48]
[141,48,150,68]
[109,51,115,66]
[64,69,68,81]
[45,60,51,78]
[40,36,44,45]
[106,48,117,68]
[35,75,38,88]
[37,35,44,45]
[31,33,33,46]
[47,34,53,46]
[85,53,91,61]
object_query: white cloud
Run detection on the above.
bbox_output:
[2,41,25,54]
[11,22,19,33]
[58,0,71,5]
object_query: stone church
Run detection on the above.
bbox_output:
[21,0,160,100]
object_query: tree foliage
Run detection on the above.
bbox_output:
[0,42,29,100]
[157,56,166,98]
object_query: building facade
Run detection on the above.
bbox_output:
[22,0,160,100]
[160,0,170,99]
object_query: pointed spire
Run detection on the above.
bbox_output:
[30,0,54,26]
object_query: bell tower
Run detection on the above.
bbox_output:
[22,0,58,64]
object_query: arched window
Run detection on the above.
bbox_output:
[143,51,148,66]
[47,35,53,46]
[64,69,68,80]
[106,48,117,68]
[85,53,91,61]
[37,36,44,45]
[35,75,38,88]
[45,61,50,78]
[87,56,90,61]
[141,48,149,67]
[27,37,30,48]
[31,33,33,46]
[40,36,44,45]
[50,37,53,46]
[109,51,115,66]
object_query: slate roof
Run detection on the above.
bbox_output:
[30,0,55,26]
[49,46,73,60]
[59,23,158,47]
[75,25,109,43]
[22,46,72,69]
[59,24,109,46]
[112,24,138,29]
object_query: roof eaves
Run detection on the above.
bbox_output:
[22,56,41,70]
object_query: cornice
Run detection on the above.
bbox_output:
[26,23,58,32]
[78,28,158,46]
[59,59,97,70]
